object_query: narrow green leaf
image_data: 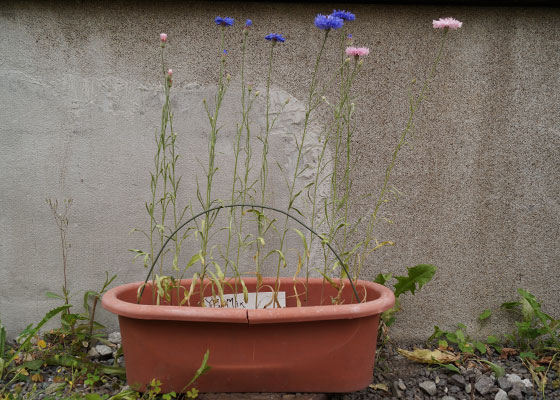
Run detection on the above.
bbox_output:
[501,301,521,310]
[0,321,6,359]
[185,253,201,268]
[478,309,492,321]
[186,350,211,388]
[480,360,505,377]
[439,363,460,373]
[456,329,465,343]
[45,292,64,300]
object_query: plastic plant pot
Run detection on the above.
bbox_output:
[102,276,395,393]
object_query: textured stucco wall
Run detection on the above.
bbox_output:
[0,1,558,341]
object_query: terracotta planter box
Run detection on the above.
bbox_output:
[102,277,395,393]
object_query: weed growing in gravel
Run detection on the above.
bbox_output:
[44,199,118,355]
[395,288,560,396]
[500,289,560,354]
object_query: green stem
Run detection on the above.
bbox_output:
[362,31,449,262]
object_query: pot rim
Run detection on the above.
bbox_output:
[102,277,395,324]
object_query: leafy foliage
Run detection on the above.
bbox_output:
[501,289,560,352]
[393,264,437,297]
[429,323,488,355]
[374,264,437,329]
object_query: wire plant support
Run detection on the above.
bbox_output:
[139,203,361,304]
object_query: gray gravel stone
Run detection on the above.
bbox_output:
[498,376,513,391]
[476,375,496,395]
[95,344,113,357]
[392,380,404,398]
[508,388,523,400]
[419,380,437,396]
[87,346,100,358]
[450,374,466,386]
[108,331,122,345]
[465,383,472,393]
[507,373,522,384]
[520,378,533,390]
[397,379,407,391]
[448,385,460,393]
[512,381,527,394]
[442,396,457,400]
[495,389,509,400]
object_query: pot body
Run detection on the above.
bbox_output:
[102,277,395,393]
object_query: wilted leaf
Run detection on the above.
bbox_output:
[31,373,43,382]
[397,348,459,365]
[537,356,553,365]
[499,348,518,360]
[369,383,389,391]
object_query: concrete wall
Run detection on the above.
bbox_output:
[1,1,558,341]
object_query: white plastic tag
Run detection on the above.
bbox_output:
[203,292,286,309]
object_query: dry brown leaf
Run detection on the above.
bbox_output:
[537,356,553,365]
[397,348,460,365]
[369,383,389,392]
[466,361,477,369]
[31,373,43,382]
[499,347,518,360]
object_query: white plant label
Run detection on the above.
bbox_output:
[203,292,286,309]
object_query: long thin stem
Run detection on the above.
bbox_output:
[362,31,449,263]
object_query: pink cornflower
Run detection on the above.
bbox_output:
[345,46,369,57]
[166,69,173,87]
[432,17,462,30]
[160,33,168,42]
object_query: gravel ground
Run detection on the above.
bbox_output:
[1,338,559,399]
[329,343,560,400]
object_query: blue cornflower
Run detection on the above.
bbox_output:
[332,10,355,21]
[314,14,344,31]
[265,33,286,43]
[245,19,252,27]
[214,16,234,27]
[223,49,228,55]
